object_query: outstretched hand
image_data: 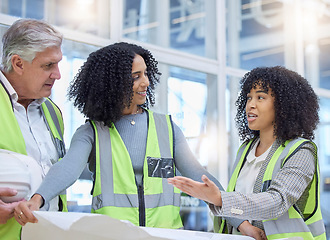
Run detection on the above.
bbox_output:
[167,175,222,206]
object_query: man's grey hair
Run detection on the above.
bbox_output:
[1,18,63,72]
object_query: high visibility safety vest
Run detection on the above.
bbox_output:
[0,82,67,240]
[89,110,182,229]
[217,138,326,240]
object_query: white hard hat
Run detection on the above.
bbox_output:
[0,149,42,203]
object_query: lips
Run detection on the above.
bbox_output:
[44,81,55,87]
[247,112,257,122]
[248,113,257,117]
[137,91,147,96]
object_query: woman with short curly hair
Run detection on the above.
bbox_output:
[168,66,326,239]
[15,42,256,233]
[235,66,319,143]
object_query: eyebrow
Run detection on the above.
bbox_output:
[132,71,142,75]
[42,61,58,66]
[256,90,268,94]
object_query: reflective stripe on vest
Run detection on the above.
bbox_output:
[220,138,326,239]
[90,110,182,229]
[41,99,68,212]
[262,138,326,239]
[41,99,66,159]
[0,83,67,240]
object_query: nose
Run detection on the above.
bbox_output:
[142,74,149,87]
[246,98,256,110]
[50,64,61,80]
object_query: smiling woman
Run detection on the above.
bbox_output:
[122,54,149,115]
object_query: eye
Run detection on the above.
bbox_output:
[132,75,139,81]
[258,96,265,100]
[43,63,54,69]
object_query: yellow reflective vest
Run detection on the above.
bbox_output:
[217,138,326,240]
[0,82,67,240]
[89,110,182,228]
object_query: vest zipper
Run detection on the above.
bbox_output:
[138,184,146,226]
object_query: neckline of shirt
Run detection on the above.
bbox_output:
[246,138,272,164]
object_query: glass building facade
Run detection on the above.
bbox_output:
[0,0,329,235]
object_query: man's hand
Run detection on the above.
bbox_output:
[0,188,21,224]
[238,221,267,240]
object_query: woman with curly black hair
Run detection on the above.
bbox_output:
[15,42,256,233]
[68,42,160,127]
[168,66,326,239]
[235,66,319,143]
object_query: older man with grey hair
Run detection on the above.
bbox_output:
[0,18,66,240]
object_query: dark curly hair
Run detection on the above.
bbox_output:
[235,66,319,143]
[68,42,161,127]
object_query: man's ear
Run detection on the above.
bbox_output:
[11,55,24,75]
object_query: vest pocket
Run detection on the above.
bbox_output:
[147,157,174,178]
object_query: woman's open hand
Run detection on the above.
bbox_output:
[168,175,222,206]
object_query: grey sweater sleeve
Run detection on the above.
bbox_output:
[172,123,244,229]
[35,122,93,205]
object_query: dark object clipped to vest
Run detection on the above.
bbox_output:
[147,157,174,178]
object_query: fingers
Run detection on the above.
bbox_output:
[239,221,267,240]
[168,177,188,192]
[15,209,28,226]
[15,209,38,226]
[0,198,21,224]
[14,202,38,226]
[0,188,18,197]
[167,176,195,186]
[201,175,211,184]
[260,230,267,240]
[254,232,267,240]
[201,175,217,188]
[167,177,197,196]
[253,227,267,240]
[168,176,196,189]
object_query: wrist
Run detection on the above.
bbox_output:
[214,190,222,206]
[237,220,249,234]
[31,194,44,208]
